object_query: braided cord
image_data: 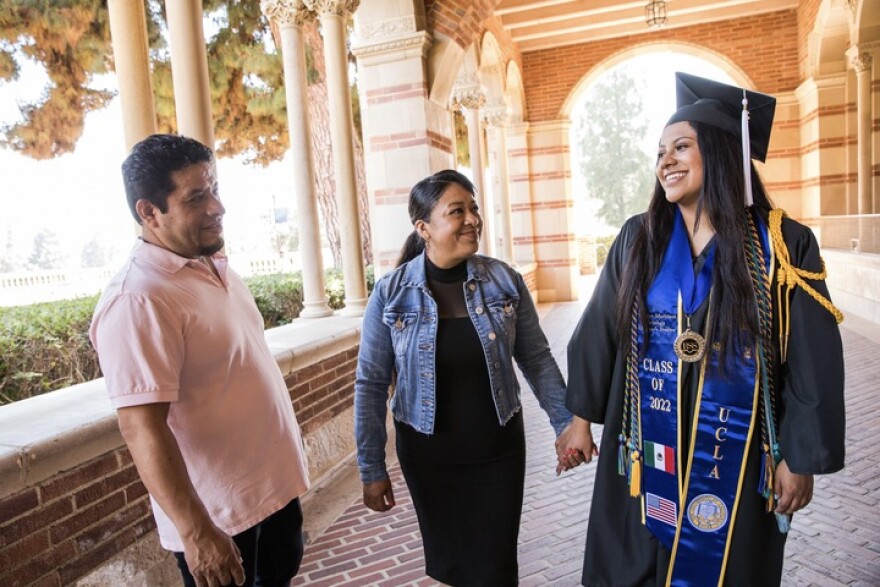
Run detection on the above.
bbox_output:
[620,300,641,477]
[745,211,779,509]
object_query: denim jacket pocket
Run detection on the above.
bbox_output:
[382,310,419,356]
[486,296,518,344]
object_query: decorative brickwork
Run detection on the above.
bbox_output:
[425,0,497,51]
[523,10,801,122]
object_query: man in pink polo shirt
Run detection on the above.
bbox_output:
[90,134,310,587]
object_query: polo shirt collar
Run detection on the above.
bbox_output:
[132,239,228,276]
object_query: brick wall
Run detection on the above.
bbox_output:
[0,347,360,586]
[425,0,498,50]
[286,347,359,437]
[522,9,801,122]
[0,449,151,587]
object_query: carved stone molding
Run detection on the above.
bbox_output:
[351,31,432,60]
[304,0,359,18]
[481,103,509,127]
[358,15,418,40]
[260,0,313,26]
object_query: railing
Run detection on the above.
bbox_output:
[801,214,880,255]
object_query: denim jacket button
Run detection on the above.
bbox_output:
[494,361,501,369]
[475,306,484,315]
[488,332,497,341]
[468,283,476,291]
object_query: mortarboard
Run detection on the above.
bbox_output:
[664,72,777,206]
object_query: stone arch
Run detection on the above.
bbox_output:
[560,41,753,120]
[478,31,506,108]
[505,61,526,123]
[852,0,880,44]
[807,0,854,77]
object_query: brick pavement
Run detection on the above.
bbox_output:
[293,297,880,586]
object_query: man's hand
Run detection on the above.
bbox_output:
[774,459,814,515]
[363,478,395,512]
[182,523,245,587]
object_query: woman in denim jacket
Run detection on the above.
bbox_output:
[355,170,594,586]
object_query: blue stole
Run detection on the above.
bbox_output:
[637,210,772,586]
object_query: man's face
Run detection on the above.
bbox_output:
[140,162,225,258]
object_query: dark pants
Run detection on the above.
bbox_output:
[174,498,304,587]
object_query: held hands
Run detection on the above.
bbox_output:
[363,478,396,512]
[555,416,599,476]
[774,459,814,516]
[182,522,245,587]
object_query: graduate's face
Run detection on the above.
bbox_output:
[416,183,482,269]
[657,122,704,210]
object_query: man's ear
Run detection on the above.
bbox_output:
[135,199,159,227]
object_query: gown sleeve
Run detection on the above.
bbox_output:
[777,219,846,475]
[566,216,642,424]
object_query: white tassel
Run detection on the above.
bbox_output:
[742,90,753,208]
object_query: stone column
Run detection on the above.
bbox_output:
[305,0,367,316]
[484,107,514,263]
[505,122,536,265]
[107,0,157,150]
[455,92,492,255]
[261,0,333,318]
[847,45,874,215]
[526,120,578,302]
[164,0,214,148]
[351,14,451,277]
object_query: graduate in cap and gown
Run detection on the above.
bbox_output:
[563,73,846,586]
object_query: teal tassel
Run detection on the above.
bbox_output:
[617,434,628,477]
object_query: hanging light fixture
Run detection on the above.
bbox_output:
[645,1,668,28]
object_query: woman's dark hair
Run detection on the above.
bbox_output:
[121,134,214,224]
[616,121,773,357]
[396,169,477,267]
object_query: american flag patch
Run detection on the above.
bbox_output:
[646,492,678,527]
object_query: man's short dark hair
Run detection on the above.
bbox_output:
[121,134,214,224]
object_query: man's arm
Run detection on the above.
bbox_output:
[117,403,245,587]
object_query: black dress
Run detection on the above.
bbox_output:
[566,214,845,587]
[395,257,526,587]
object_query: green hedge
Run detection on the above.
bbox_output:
[0,267,375,406]
[595,234,618,267]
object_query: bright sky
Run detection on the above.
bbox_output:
[0,49,735,269]
[0,57,297,271]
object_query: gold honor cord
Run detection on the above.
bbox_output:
[768,209,844,362]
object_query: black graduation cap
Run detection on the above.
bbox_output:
[665,72,776,163]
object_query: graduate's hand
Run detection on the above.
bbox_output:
[555,416,599,475]
[774,459,813,515]
[363,479,396,512]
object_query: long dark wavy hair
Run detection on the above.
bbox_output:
[616,121,774,357]
[396,169,477,267]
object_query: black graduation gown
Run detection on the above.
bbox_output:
[566,213,846,587]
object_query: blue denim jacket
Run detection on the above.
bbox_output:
[354,252,571,483]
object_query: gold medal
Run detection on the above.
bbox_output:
[674,328,706,362]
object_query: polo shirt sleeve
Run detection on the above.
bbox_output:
[92,293,184,408]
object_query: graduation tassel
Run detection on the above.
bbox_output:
[742,90,754,208]
[629,450,642,498]
[617,434,629,477]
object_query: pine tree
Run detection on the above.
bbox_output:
[575,69,654,229]
[28,229,66,270]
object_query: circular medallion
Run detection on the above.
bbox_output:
[674,329,706,363]
[687,494,728,532]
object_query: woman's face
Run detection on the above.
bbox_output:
[417,183,482,268]
[656,121,704,210]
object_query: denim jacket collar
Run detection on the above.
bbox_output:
[399,251,490,290]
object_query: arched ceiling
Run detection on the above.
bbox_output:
[494,0,800,53]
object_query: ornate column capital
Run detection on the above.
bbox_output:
[452,89,486,112]
[303,0,359,18]
[846,45,873,73]
[260,0,314,26]
[481,101,510,128]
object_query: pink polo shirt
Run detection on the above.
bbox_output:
[90,240,310,551]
